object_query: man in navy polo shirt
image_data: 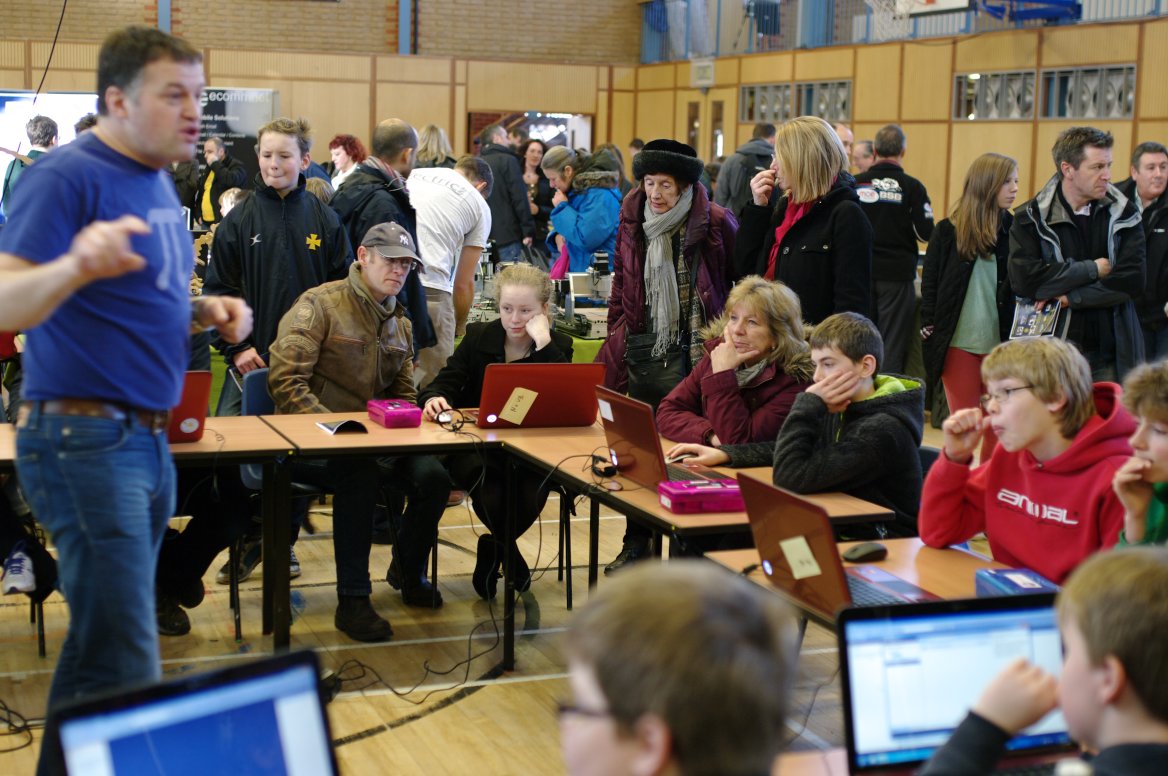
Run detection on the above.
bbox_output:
[0,26,251,761]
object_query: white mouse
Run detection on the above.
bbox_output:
[437,411,452,424]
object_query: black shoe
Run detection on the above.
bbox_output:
[400,577,444,609]
[215,539,261,585]
[471,534,501,600]
[166,576,205,610]
[371,505,395,545]
[604,539,650,575]
[335,596,394,642]
[156,588,191,637]
[385,552,403,590]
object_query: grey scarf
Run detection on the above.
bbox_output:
[642,185,694,357]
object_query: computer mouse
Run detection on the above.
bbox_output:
[842,541,888,563]
[437,411,452,424]
[665,453,695,464]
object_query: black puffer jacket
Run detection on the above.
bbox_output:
[733,172,873,324]
[920,213,1014,390]
[480,142,535,246]
[1116,177,1168,330]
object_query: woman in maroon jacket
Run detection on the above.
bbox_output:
[657,276,813,445]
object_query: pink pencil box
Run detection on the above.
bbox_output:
[367,399,422,428]
[657,479,744,514]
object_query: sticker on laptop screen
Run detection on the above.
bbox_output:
[597,398,614,422]
[780,536,822,580]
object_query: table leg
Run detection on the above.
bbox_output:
[502,455,517,671]
[588,498,600,589]
[261,459,292,650]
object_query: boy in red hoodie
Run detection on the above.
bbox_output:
[920,337,1134,583]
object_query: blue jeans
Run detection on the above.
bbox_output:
[15,408,174,713]
[494,241,524,264]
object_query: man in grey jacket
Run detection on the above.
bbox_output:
[1009,126,1146,381]
[714,122,775,218]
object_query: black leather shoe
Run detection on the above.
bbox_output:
[604,539,650,575]
[156,588,191,637]
[472,534,501,600]
[400,577,444,609]
[335,596,394,642]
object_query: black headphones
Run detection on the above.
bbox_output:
[437,409,468,433]
[590,453,617,478]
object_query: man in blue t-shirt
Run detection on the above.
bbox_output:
[0,27,251,763]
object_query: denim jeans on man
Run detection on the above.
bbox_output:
[494,240,524,264]
[16,407,174,710]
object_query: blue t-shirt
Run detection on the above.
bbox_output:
[0,132,191,410]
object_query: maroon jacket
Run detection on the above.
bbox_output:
[596,183,738,392]
[656,338,813,445]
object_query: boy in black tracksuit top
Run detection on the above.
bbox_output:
[204,117,352,416]
[854,125,934,374]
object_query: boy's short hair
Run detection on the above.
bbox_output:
[256,117,312,158]
[565,561,796,776]
[1121,359,1168,424]
[96,26,202,115]
[217,187,248,212]
[1058,547,1168,725]
[809,312,883,373]
[982,338,1094,438]
[455,154,493,198]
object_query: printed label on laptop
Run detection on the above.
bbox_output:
[499,387,538,425]
[780,535,822,580]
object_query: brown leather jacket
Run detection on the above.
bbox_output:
[269,262,415,414]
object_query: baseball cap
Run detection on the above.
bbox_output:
[361,222,420,264]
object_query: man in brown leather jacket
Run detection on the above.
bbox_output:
[269,222,451,642]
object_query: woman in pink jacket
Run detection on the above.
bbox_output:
[657,276,813,445]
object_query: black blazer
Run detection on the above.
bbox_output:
[417,319,574,408]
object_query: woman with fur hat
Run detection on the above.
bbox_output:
[541,146,623,272]
[596,138,739,573]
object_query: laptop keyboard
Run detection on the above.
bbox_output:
[993,764,1057,775]
[666,463,707,482]
[846,576,906,607]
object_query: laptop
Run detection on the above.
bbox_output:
[838,594,1076,774]
[475,362,606,429]
[739,474,938,625]
[49,649,338,776]
[595,385,728,489]
[167,370,213,443]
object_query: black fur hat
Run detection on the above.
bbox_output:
[632,138,704,185]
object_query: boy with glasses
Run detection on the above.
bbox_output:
[921,336,1134,583]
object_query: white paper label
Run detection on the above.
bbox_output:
[597,398,614,422]
[779,536,823,580]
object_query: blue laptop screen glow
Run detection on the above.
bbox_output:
[844,606,1070,769]
[58,664,333,776]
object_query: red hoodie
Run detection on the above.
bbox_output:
[920,383,1134,584]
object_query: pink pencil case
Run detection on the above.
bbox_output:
[367,399,422,428]
[658,479,744,514]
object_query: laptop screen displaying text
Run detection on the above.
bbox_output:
[843,604,1069,769]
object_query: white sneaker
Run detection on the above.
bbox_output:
[2,542,35,595]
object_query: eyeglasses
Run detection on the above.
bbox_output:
[377,254,418,273]
[979,385,1033,411]
[556,702,612,720]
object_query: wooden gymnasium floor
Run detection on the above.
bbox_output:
[1,421,947,773]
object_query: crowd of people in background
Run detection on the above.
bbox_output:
[4,24,1168,775]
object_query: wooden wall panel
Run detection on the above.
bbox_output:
[454,84,467,155]
[854,45,901,124]
[41,72,99,92]
[793,48,852,82]
[637,63,676,91]
[290,81,370,158]
[30,42,98,71]
[611,91,635,162]
[714,58,739,87]
[947,123,1036,212]
[1137,121,1168,153]
[739,52,792,84]
[0,70,25,89]
[1139,20,1168,120]
[596,90,610,146]
[0,42,25,69]
[636,90,675,144]
[467,61,597,114]
[954,29,1038,72]
[375,83,453,138]
[613,66,636,91]
[375,56,452,84]
[900,123,951,218]
[1041,25,1139,67]
[901,42,954,121]
[212,51,369,82]
[675,61,690,89]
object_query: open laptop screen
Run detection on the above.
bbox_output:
[839,596,1070,770]
[56,652,336,776]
